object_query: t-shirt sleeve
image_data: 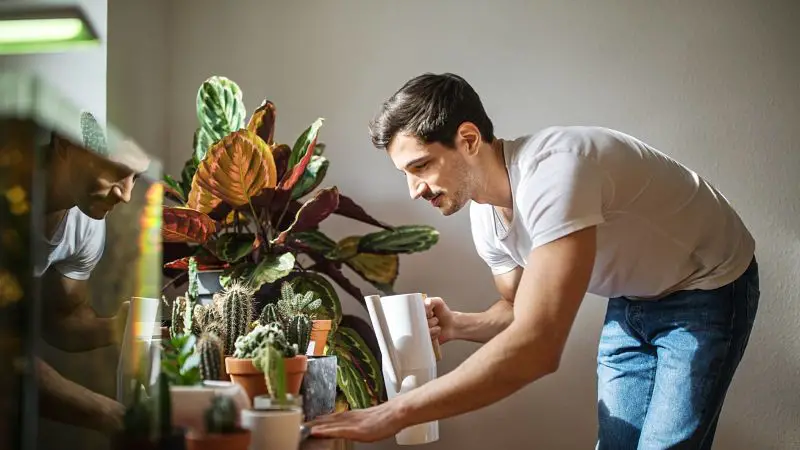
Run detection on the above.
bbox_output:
[515,150,606,250]
[53,219,106,281]
[470,203,519,275]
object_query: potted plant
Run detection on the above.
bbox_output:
[185,395,250,450]
[258,280,329,355]
[160,75,440,412]
[114,374,187,450]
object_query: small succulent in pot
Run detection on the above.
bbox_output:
[185,395,250,450]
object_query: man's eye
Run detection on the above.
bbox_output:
[413,161,429,170]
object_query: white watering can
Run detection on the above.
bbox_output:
[365,293,440,445]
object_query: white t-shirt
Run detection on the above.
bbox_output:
[35,207,106,280]
[470,126,755,300]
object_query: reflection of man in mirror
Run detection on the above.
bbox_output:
[34,112,150,435]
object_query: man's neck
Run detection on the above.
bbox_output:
[471,139,513,210]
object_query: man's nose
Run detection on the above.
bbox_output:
[113,177,134,204]
[407,175,425,200]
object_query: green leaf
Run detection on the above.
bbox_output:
[181,352,201,373]
[212,233,258,263]
[195,76,247,161]
[357,225,439,255]
[181,334,197,355]
[330,326,383,408]
[249,253,296,291]
[290,230,337,254]
[162,175,186,203]
[280,119,324,191]
[291,156,329,200]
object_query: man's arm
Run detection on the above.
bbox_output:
[36,357,125,434]
[451,267,523,343]
[41,269,126,352]
[393,226,596,426]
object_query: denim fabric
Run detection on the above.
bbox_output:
[596,258,759,450]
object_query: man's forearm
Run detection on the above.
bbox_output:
[392,320,558,427]
[452,299,514,343]
[45,305,117,352]
[37,357,124,434]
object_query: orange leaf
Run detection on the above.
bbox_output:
[246,100,276,145]
[191,129,277,209]
[162,206,216,244]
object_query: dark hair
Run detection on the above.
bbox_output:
[368,72,495,150]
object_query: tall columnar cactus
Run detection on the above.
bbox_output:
[220,280,255,356]
[286,314,312,356]
[187,256,199,304]
[197,332,224,381]
[277,281,322,319]
[170,296,187,338]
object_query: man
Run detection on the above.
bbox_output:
[33,113,148,434]
[308,73,759,449]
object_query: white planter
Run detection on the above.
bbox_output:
[170,381,251,435]
[240,407,303,450]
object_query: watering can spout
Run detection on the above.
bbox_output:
[365,295,402,394]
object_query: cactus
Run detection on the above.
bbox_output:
[187,256,199,304]
[170,296,187,338]
[356,224,440,254]
[197,332,224,381]
[258,303,280,325]
[219,279,255,355]
[254,342,287,401]
[286,314,312,355]
[204,395,238,434]
[277,281,322,320]
[233,323,297,359]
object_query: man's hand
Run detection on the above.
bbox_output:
[307,401,407,442]
[424,296,456,344]
[112,300,130,346]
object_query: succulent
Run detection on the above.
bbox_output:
[160,333,202,386]
[197,332,224,381]
[258,303,280,325]
[187,256,199,304]
[170,296,188,339]
[204,395,239,434]
[220,279,255,355]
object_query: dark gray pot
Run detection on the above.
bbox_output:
[299,355,337,421]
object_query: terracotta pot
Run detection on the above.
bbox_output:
[186,429,250,450]
[225,357,267,402]
[308,320,332,356]
[283,355,309,395]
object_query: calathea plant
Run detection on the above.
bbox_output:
[160,75,440,410]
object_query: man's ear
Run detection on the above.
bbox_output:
[456,122,481,156]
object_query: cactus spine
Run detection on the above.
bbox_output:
[220,280,255,356]
[286,314,312,355]
[197,332,224,381]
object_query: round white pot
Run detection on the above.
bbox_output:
[170,380,251,435]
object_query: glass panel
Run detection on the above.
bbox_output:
[0,71,164,450]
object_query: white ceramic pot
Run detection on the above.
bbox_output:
[240,408,303,450]
[170,381,251,435]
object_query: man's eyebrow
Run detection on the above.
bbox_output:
[402,156,428,170]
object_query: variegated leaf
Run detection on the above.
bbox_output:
[162,206,216,244]
[195,76,246,161]
[274,187,339,244]
[246,100,276,145]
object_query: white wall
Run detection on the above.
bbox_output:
[163,0,800,448]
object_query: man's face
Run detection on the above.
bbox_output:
[61,140,144,219]
[387,133,476,216]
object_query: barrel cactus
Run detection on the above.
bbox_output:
[197,332,224,381]
[204,395,238,434]
[220,279,255,355]
[258,303,280,325]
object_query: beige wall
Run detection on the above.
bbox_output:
[115,0,799,448]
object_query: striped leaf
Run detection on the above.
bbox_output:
[357,225,439,255]
[290,230,337,255]
[210,233,259,263]
[274,186,339,244]
[248,252,295,292]
[192,129,278,209]
[195,76,246,161]
[328,236,398,291]
[330,326,383,409]
[279,118,324,191]
[162,206,216,244]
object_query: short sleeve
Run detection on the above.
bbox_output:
[53,219,106,280]
[515,151,606,249]
[469,202,519,275]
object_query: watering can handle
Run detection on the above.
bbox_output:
[422,294,442,362]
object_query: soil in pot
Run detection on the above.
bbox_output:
[225,357,267,402]
[186,429,250,450]
[308,320,331,356]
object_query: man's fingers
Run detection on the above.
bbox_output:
[428,316,439,328]
[429,326,441,337]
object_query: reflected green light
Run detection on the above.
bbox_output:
[0,6,99,54]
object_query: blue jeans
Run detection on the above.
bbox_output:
[596,258,759,449]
